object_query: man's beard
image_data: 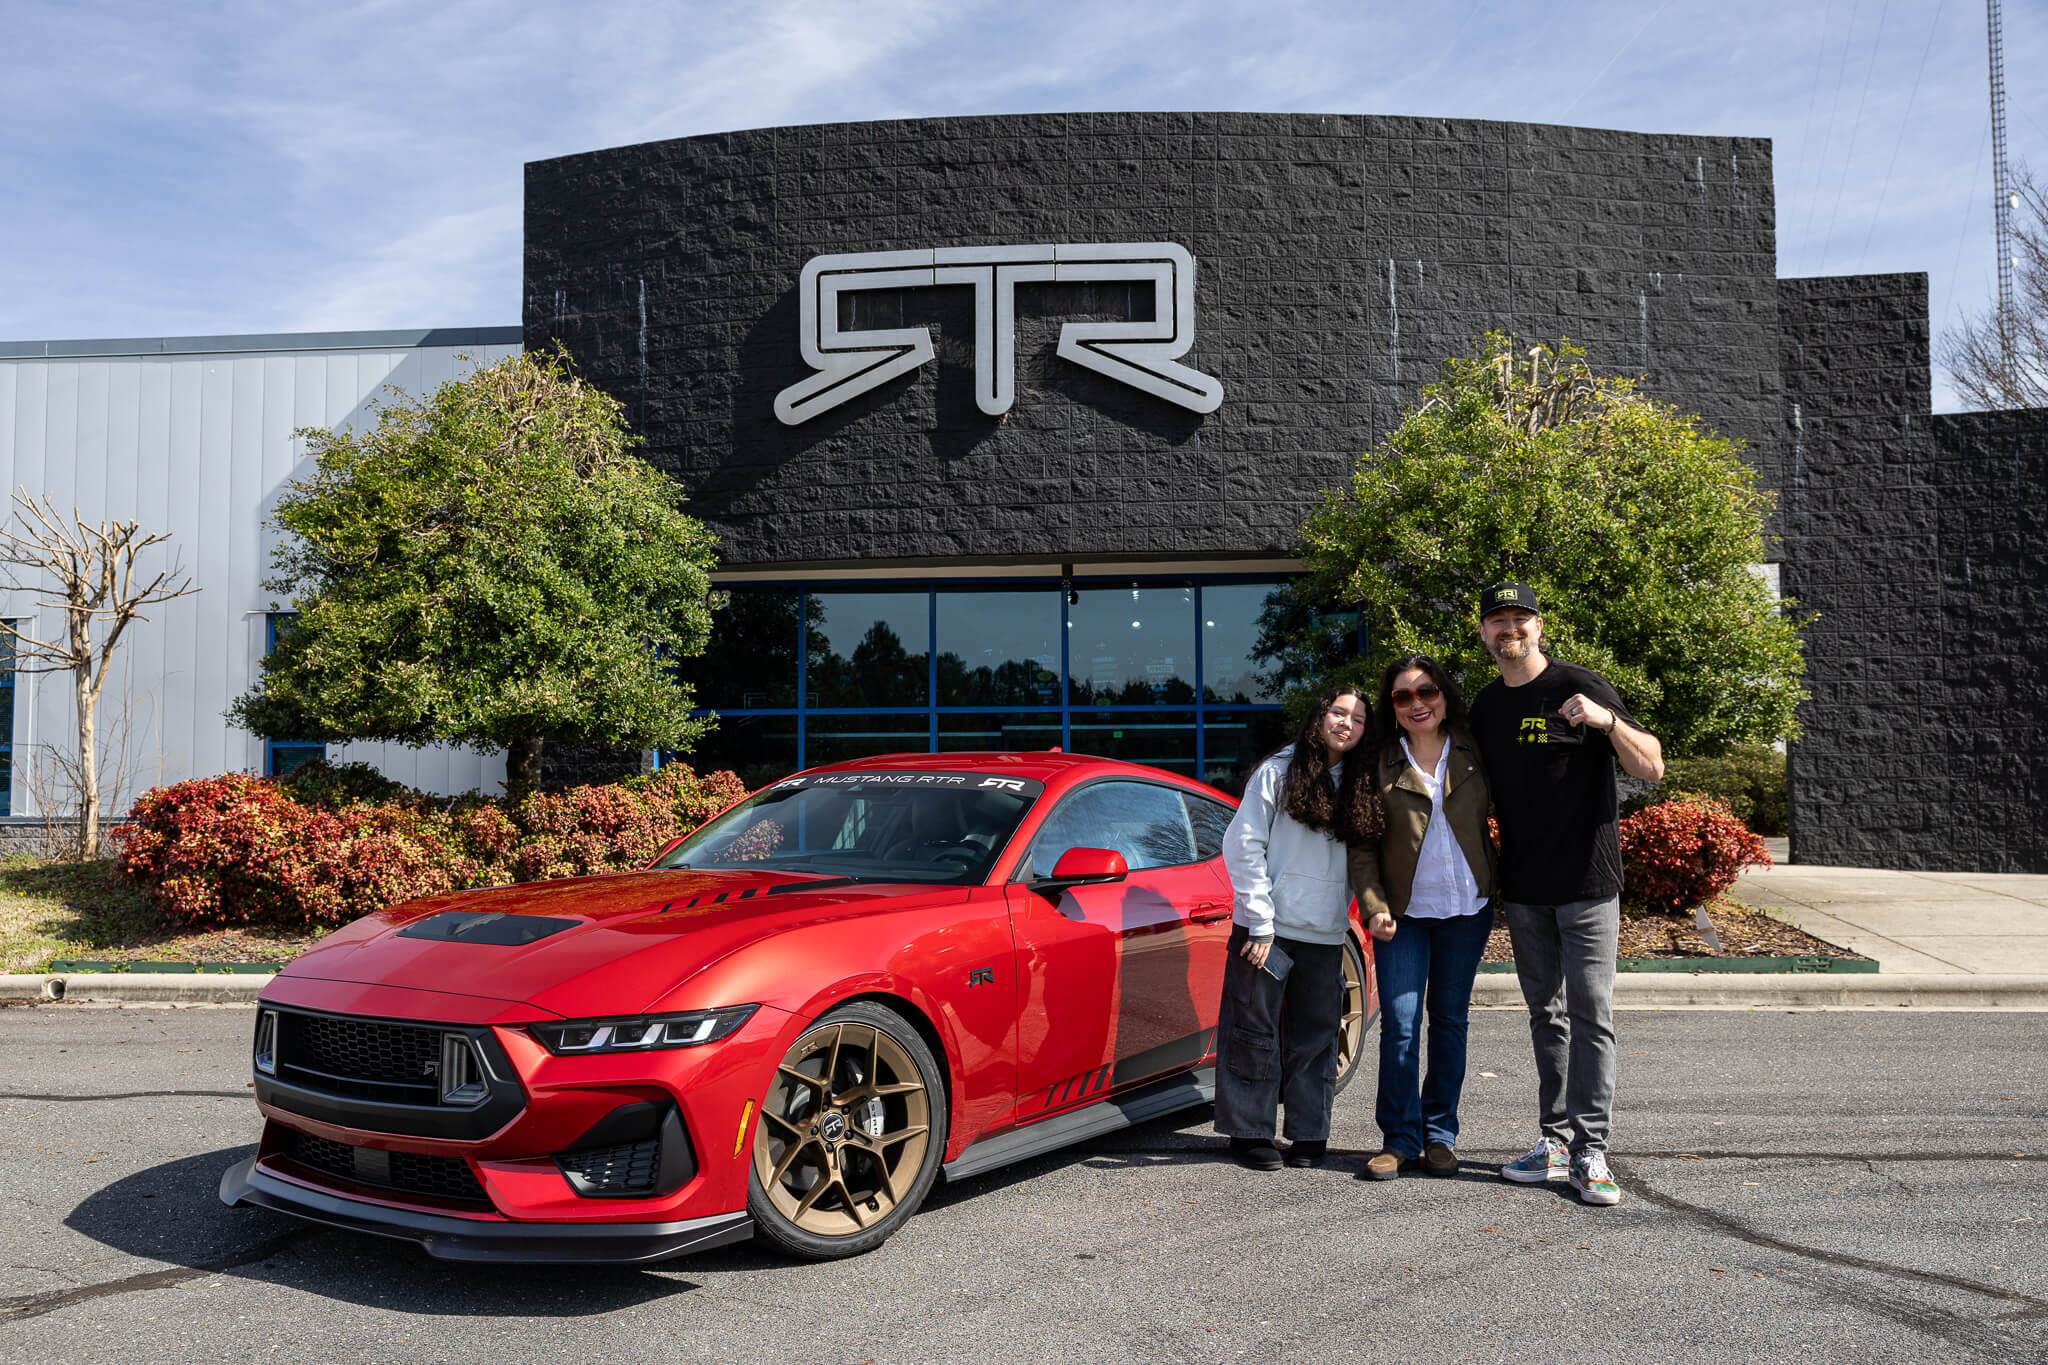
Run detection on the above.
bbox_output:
[1489,634,1536,663]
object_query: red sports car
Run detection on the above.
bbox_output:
[220,752,1376,1261]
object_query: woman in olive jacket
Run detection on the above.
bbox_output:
[1348,654,1498,1181]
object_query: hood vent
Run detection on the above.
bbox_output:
[396,911,579,945]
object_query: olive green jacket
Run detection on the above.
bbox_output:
[1347,728,1497,919]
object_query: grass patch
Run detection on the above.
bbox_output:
[0,855,329,974]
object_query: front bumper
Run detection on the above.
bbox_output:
[219,1156,753,1265]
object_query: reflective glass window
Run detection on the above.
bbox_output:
[1026,780,1198,874]
[1201,581,1291,704]
[936,712,1062,752]
[1066,583,1195,706]
[1067,709,1196,777]
[688,588,800,709]
[805,713,930,767]
[808,591,930,707]
[680,714,799,792]
[936,589,1062,706]
[1201,710,1289,796]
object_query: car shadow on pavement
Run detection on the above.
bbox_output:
[52,1148,716,1316]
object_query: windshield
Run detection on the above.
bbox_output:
[653,772,1043,885]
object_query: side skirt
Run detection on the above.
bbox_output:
[941,1067,1214,1183]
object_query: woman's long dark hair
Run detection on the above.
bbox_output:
[1373,655,1468,754]
[1281,683,1384,846]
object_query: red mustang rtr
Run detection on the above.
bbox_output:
[221,752,1376,1261]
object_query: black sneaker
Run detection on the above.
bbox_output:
[1230,1138,1283,1171]
[1284,1139,1328,1168]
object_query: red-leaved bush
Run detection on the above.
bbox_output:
[1619,794,1773,918]
[111,761,746,929]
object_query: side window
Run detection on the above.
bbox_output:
[1183,793,1234,860]
[1026,781,1197,874]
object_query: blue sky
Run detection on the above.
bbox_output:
[3,1,2042,411]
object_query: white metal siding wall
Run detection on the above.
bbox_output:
[0,340,518,813]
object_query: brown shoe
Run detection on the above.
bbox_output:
[1363,1150,1403,1181]
[1423,1142,1459,1177]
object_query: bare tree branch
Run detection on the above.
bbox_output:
[1939,162,2048,411]
[0,488,199,858]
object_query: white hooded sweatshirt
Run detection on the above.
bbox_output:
[1222,744,1353,946]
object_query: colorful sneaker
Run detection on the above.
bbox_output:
[1570,1149,1622,1206]
[1500,1137,1569,1183]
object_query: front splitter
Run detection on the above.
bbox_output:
[219,1156,753,1265]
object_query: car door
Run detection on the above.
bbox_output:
[1003,779,1229,1120]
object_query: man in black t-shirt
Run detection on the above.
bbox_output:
[1467,583,1665,1207]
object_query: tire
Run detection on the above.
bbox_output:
[746,1001,949,1260]
[1332,936,1369,1098]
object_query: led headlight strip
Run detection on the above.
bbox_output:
[528,1005,759,1056]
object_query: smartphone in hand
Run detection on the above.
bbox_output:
[1260,941,1294,981]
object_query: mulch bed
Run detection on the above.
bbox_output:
[1479,898,1868,964]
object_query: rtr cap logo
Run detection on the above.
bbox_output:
[1480,582,1542,618]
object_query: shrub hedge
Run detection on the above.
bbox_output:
[1619,795,1773,918]
[111,761,747,929]
[1622,744,1787,836]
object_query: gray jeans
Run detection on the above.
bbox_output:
[1502,896,1619,1154]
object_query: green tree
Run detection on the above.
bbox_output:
[229,350,720,794]
[1297,334,1805,755]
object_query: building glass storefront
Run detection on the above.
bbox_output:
[677,575,1348,796]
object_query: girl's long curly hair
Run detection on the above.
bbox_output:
[1281,683,1385,846]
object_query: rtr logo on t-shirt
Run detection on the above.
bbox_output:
[1517,716,1548,744]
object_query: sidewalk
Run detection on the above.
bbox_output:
[1473,853,2048,1010]
[4,863,2046,1009]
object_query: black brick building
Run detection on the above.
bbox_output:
[525,113,2046,872]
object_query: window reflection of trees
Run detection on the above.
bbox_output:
[1030,782,1197,873]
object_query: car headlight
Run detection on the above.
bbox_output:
[528,1005,759,1056]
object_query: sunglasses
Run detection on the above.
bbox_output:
[1390,683,1443,706]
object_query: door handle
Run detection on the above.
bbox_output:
[1189,903,1231,924]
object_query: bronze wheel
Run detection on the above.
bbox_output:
[1332,936,1368,1096]
[747,1001,948,1259]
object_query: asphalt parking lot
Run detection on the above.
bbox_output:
[2,1004,2043,1365]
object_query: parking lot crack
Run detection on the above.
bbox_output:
[0,1228,310,1323]
[0,1090,250,1103]
[1617,1162,2048,1314]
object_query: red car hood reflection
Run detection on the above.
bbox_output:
[277,869,970,1017]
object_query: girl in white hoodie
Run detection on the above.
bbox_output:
[1216,683,1384,1170]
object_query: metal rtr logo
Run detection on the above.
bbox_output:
[774,243,1224,425]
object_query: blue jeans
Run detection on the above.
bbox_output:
[1372,907,1494,1156]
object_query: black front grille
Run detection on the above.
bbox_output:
[294,1015,438,1088]
[281,1130,488,1205]
[256,1007,526,1142]
[557,1138,660,1196]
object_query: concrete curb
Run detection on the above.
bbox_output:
[0,972,275,1004]
[10,970,2048,1010]
[1474,973,2048,1010]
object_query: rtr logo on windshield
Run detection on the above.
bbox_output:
[978,777,1027,792]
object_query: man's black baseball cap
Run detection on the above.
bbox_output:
[1479,583,1541,619]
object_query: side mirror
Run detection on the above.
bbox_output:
[1031,847,1128,895]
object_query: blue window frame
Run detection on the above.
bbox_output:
[671,575,1357,797]
[263,614,326,777]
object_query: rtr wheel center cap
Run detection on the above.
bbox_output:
[821,1111,847,1142]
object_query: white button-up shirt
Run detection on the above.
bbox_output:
[1398,735,1484,920]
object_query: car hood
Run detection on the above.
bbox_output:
[275,868,970,1018]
